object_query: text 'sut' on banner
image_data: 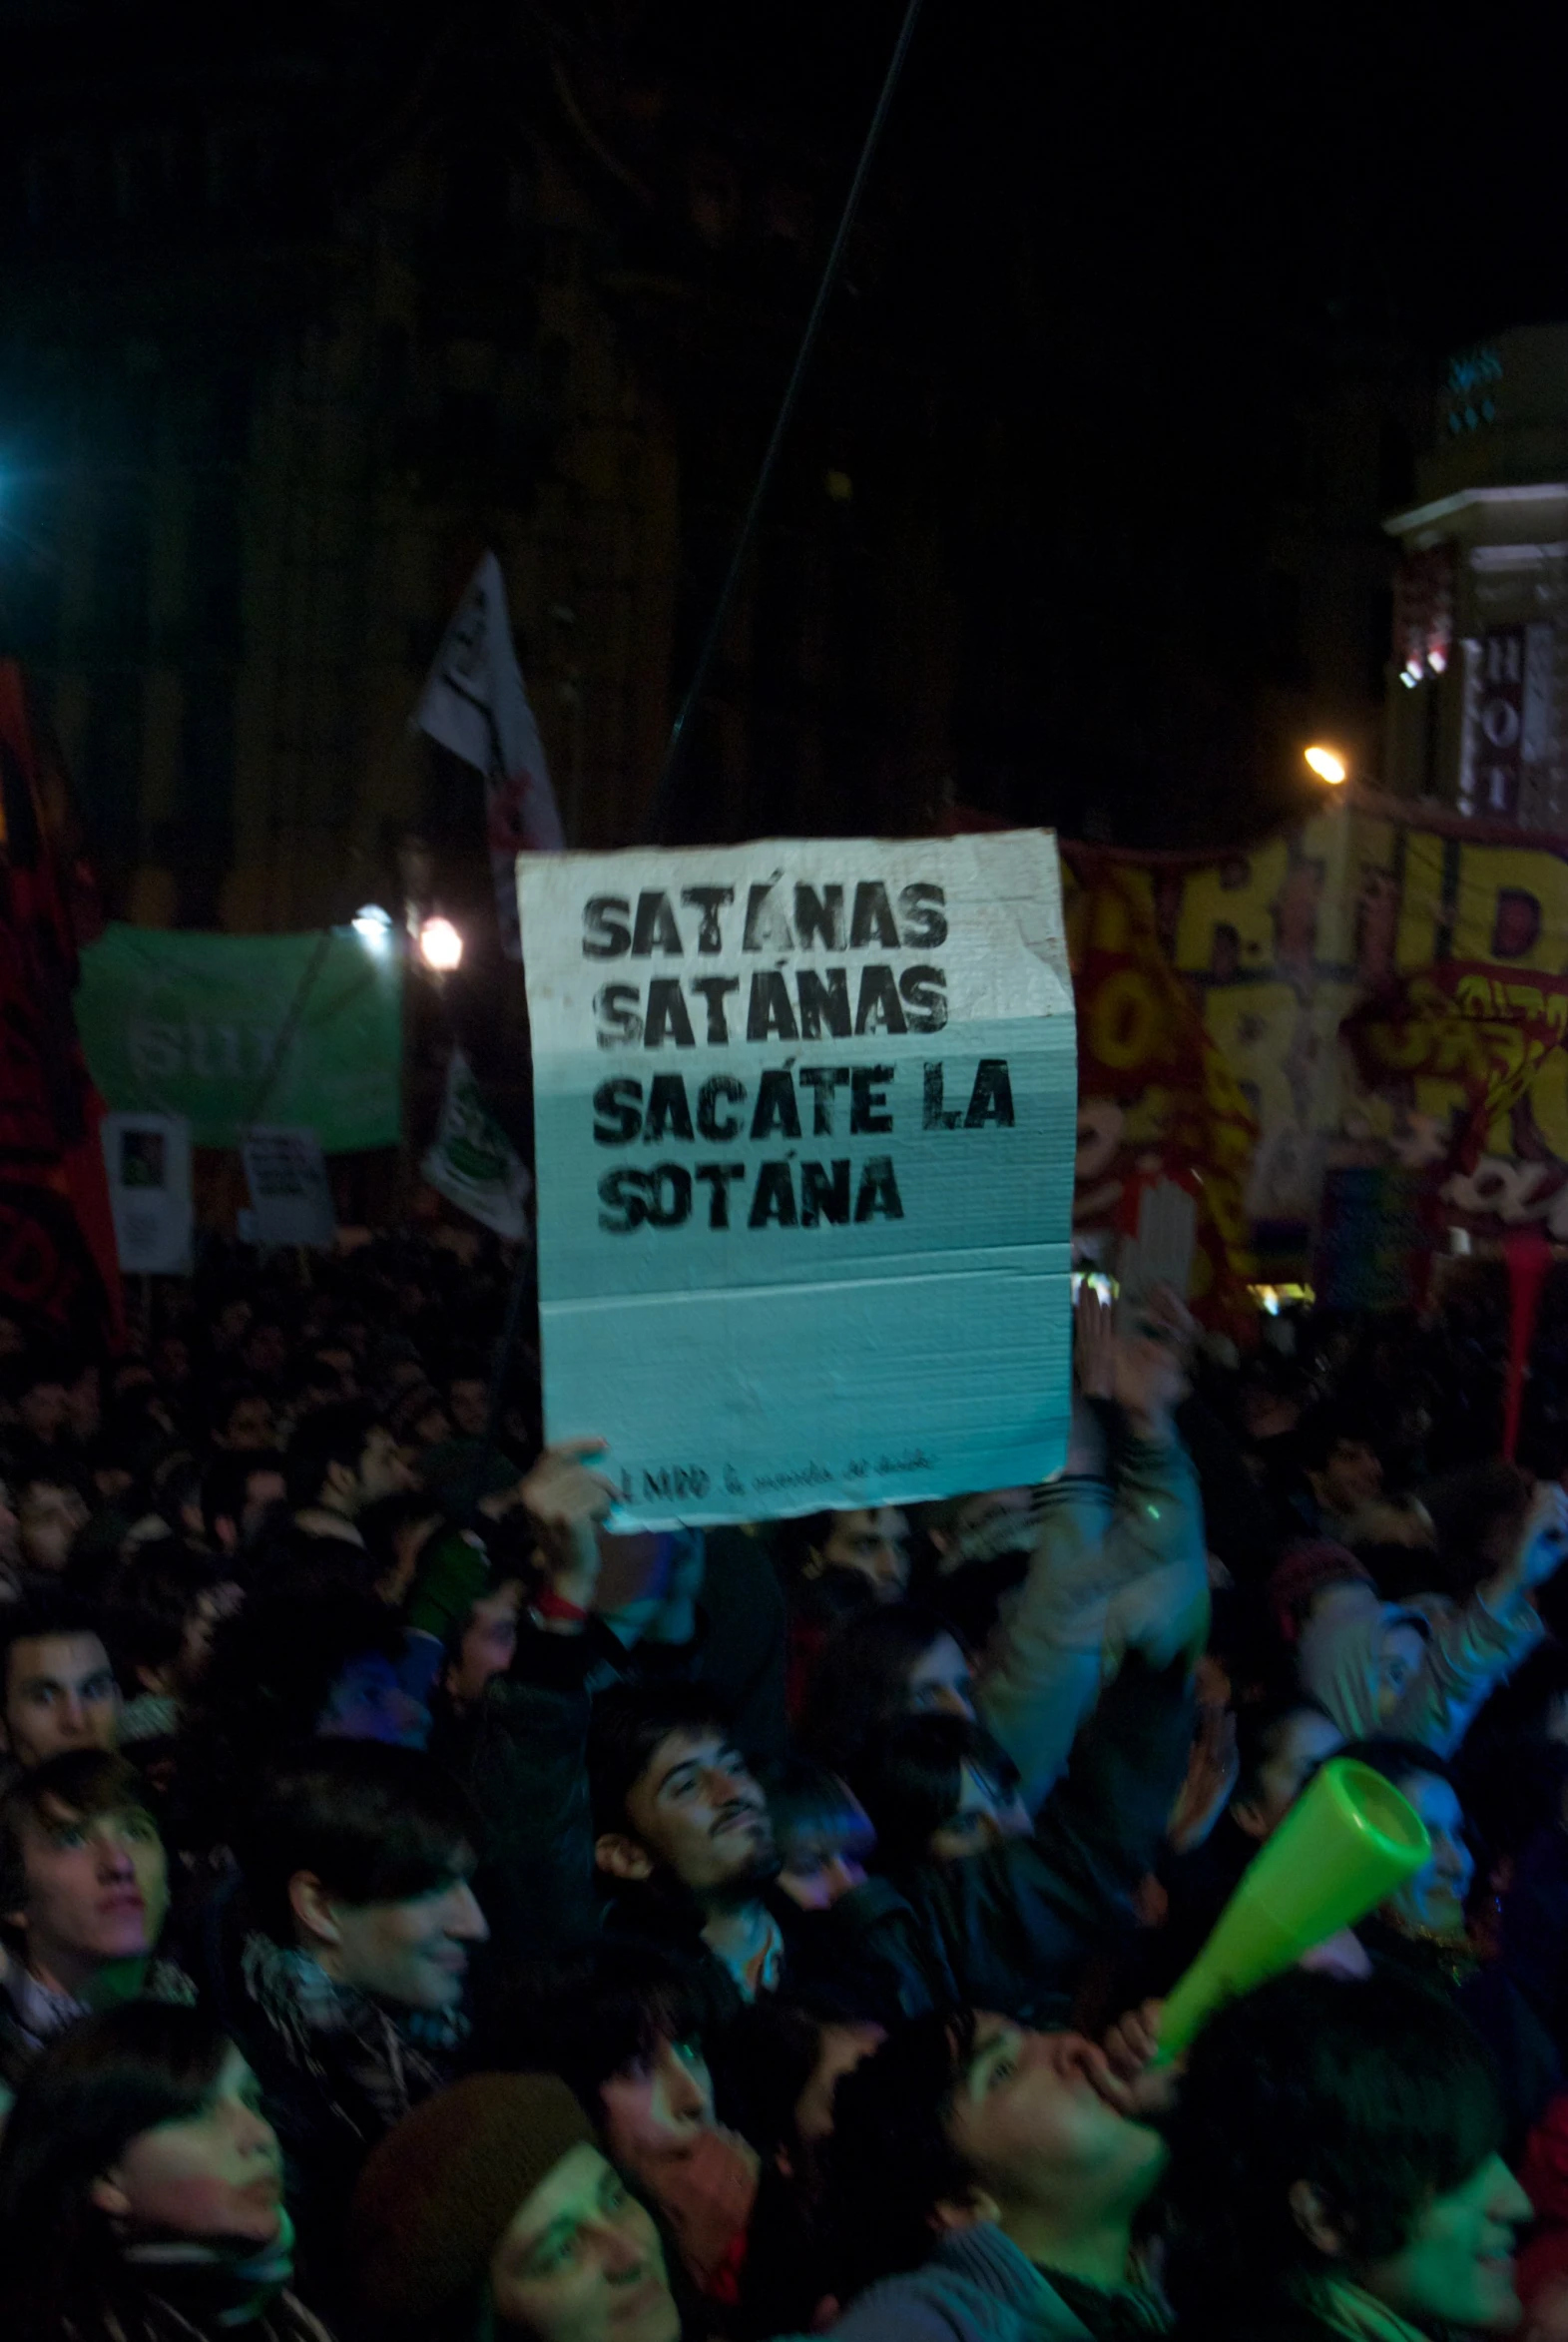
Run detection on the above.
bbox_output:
[518,834,1078,1528]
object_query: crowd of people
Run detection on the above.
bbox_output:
[5,1230,1568,2339]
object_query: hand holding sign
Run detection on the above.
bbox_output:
[519,1438,618,1619]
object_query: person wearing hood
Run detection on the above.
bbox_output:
[1272,1478,1568,1757]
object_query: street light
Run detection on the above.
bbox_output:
[1304,745,1348,787]
[417,915,463,973]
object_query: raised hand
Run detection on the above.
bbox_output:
[519,1438,618,1617]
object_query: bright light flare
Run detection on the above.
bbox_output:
[1304,744,1348,786]
[351,903,393,948]
[417,916,463,973]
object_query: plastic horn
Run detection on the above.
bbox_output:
[1156,1757,1430,2062]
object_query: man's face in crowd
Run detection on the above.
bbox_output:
[906,1631,975,1721]
[2,1633,121,1767]
[19,1480,89,1573]
[449,1376,489,1441]
[446,1580,525,1709]
[608,1728,776,1896]
[490,2143,680,2342]
[600,2033,715,2174]
[9,1789,169,1982]
[300,1866,489,2013]
[18,1378,69,1444]
[242,1323,288,1383]
[356,1426,415,1508]
[1233,1708,1344,1842]
[807,1508,910,1604]
[944,2019,1166,2226]
[221,1395,277,1453]
[1360,2152,1529,2335]
[176,1582,244,1694]
[1308,1437,1383,1520]
[1387,1769,1474,1939]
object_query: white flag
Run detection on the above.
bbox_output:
[421,1049,533,1241]
[413,552,564,958]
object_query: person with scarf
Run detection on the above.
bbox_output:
[0,2000,334,2342]
[208,1740,488,2318]
[1160,1969,1530,2342]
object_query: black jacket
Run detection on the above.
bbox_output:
[900,1650,1197,2026]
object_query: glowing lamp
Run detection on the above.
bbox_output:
[1304,745,1347,787]
[351,903,393,948]
[418,916,463,973]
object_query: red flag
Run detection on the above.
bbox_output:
[0,663,123,1346]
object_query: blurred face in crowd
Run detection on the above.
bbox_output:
[792,2020,884,2149]
[1385,1770,1473,1939]
[9,1788,168,1993]
[446,1580,525,1709]
[599,2032,715,2173]
[806,1509,910,1605]
[944,2020,1166,2232]
[291,1862,488,2013]
[776,1802,873,1912]
[219,1395,277,1453]
[242,1323,289,1384]
[91,2045,284,2250]
[2,1632,121,1767]
[19,1479,90,1573]
[1308,1438,1383,1521]
[449,1376,490,1441]
[176,1581,245,1695]
[357,1426,415,1508]
[603,1728,776,1897]
[928,1762,1031,1864]
[489,2142,680,2342]
[1233,1708,1344,1842]
[18,1378,69,1444]
[907,1631,976,1721]
[1376,1619,1429,1720]
[1355,2153,1530,2335]
[316,1650,432,1749]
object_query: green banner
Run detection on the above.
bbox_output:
[76,924,401,1153]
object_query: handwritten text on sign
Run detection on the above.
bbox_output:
[518,835,1078,1527]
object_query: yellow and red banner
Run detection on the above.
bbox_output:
[1058,793,1568,1312]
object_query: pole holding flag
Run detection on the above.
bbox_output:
[412,552,565,959]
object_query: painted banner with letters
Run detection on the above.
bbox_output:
[1062,794,1568,1288]
[518,833,1078,1527]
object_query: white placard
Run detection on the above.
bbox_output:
[241,1126,335,1249]
[102,1112,193,1275]
[518,833,1077,1527]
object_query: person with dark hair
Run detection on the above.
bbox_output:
[1161,1971,1531,2340]
[106,1542,242,1749]
[1287,1402,1386,1540]
[851,1713,1031,1878]
[0,1589,121,1769]
[811,2007,1169,2338]
[591,1685,951,2028]
[17,1468,92,1575]
[783,1509,912,1712]
[202,1451,288,1560]
[348,2071,683,2342]
[485,1941,761,2314]
[211,1385,280,1456]
[0,2000,332,2341]
[0,1748,194,2102]
[798,1606,976,1782]
[217,1741,489,2312]
[284,1402,412,1551]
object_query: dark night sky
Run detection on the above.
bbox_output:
[4,2,1567,849]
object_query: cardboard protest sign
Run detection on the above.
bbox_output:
[518,833,1077,1527]
[102,1113,193,1275]
[241,1127,335,1249]
[422,1049,533,1240]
